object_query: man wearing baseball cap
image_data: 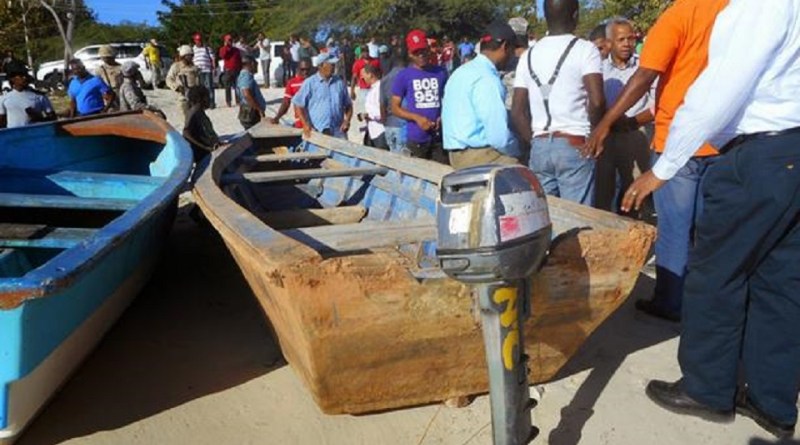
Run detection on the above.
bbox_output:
[442,20,520,169]
[390,29,449,163]
[292,52,353,139]
[219,34,242,107]
[140,38,163,88]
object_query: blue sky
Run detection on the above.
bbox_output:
[87,0,545,26]
[86,0,165,25]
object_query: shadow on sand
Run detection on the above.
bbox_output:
[546,273,681,445]
[17,207,285,445]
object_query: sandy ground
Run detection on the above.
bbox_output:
[14,87,796,445]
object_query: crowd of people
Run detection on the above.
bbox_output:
[0,1,799,440]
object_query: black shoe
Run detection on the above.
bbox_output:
[635,299,681,322]
[646,380,734,423]
[736,392,796,439]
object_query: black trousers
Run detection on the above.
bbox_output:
[406,139,449,165]
[678,131,800,424]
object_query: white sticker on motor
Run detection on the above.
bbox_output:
[449,205,472,234]
[498,191,549,242]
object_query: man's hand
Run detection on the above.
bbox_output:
[340,120,350,133]
[620,171,666,213]
[416,116,434,132]
[270,116,280,125]
[350,89,356,101]
[302,124,312,139]
[582,123,611,158]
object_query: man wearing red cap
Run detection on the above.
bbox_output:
[390,29,449,163]
[219,34,242,107]
[192,33,216,108]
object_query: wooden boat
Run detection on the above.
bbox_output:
[193,125,656,415]
[0,112,193,444]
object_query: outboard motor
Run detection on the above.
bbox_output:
[436,165,551,445]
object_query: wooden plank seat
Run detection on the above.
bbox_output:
[221,166,389,185]
[280,218,436,252]
[0,223,97,249]
[258,205,367,230]
[46,170,165,200]
[0,192,138,211]
[241,152,329,163]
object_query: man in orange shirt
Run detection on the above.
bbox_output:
[584,0,729,322]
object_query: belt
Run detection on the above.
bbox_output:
[449,146,491,151]
[533,131,586,148]
[720,125,800,154]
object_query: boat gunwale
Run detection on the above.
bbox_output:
[0,112,194,310]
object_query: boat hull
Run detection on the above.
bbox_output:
[194,128,655,414]
[0,112,192,443]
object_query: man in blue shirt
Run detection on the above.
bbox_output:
[292,53,352,139]
[67,59,113,117]
[442,21,520,169]
[458,37,475,64]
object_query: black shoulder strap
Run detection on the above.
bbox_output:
[527,37,580,131]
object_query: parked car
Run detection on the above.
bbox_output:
[36,43,172,91]
[215,40,293,88]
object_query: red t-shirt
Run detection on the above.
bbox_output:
[219,45,242,72]
[284,75,306,128]
[352,58,380,90]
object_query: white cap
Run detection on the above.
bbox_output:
[178,45,193,57]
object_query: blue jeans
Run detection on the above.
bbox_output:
[529,136,595,206]
[385,126,408,156]
[651,153,717,313]
[199,71,214,108]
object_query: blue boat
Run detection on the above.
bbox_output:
[0,111,193,444]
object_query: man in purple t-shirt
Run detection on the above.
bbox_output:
[391,29,448,164]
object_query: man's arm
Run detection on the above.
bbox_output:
[511,87,532,145]
[294,104,312,137]
[580,72,606,157]
[391,95,433,131]
[0,101,6,128]
[621,1,790,212]
[584,67,659,156]
[242,87,265,116]
[476,81,515,153]
[68,97,77,118]
[271,97,292,124]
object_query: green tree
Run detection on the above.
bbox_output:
[158,0,256,52]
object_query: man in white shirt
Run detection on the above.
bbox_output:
[192,33,216,109]
[625,1,800,439]
[255,32,271,88]
[511,0,605,206]
[594,17,654,212]
[359,63,386,148]
[0,63,55,128]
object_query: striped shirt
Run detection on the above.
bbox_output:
[193,45,215,73]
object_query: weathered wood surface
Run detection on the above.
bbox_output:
[260,206,367,230]
[193,128,658,415]
[281,218,436,252]
[0,224,96,249]
[222,166,389,185]
[242,152,329,163]
[0,192,138,211]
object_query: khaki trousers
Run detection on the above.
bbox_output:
[448,148,520,170]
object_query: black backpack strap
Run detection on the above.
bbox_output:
[527,37,580,132]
